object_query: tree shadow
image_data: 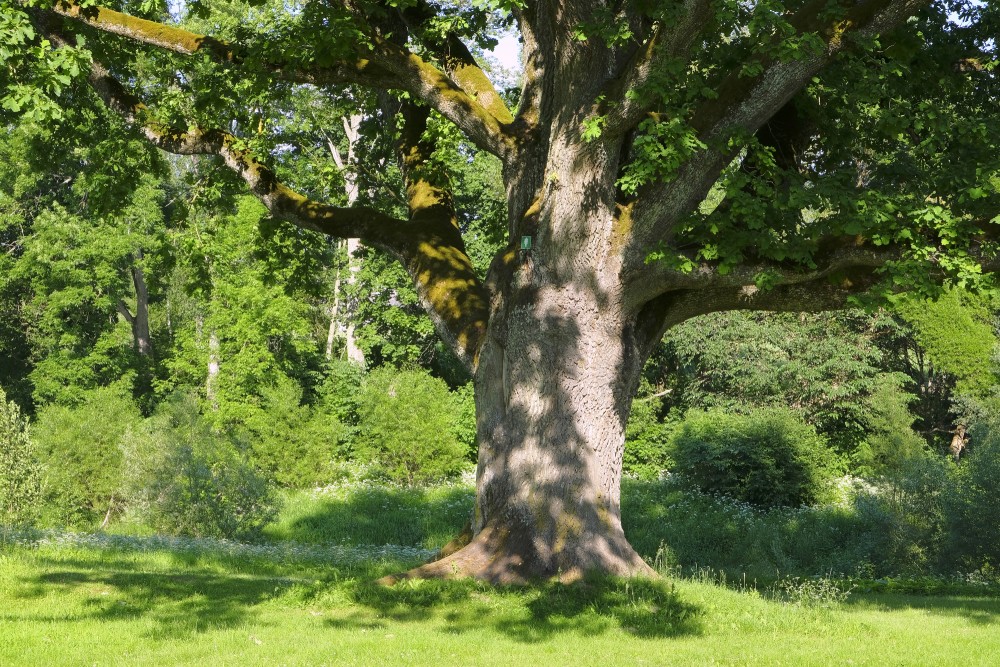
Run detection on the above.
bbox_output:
[6,553,702,643]
[337,575,703,642]
[4,554,304,638]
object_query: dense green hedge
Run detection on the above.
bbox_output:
[669,407,841,508]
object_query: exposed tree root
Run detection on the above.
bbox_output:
[378,523,656,585]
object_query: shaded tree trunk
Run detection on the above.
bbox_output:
[131,251,152,357]
[117,250,152,357]
[405,257,656,582]
[402,123,657,581]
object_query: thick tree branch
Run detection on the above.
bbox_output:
[388,95,491,371]
[624,241,892,314]
[599,0,715,138]
[115,299,135,325]
[83,52,489,369]
[625,231,1000,317]
[625,0,930,266]
[47,0,515,158]
[400,0,513,125]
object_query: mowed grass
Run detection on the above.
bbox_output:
[3,540,1000,666]
[3,480,1000,665]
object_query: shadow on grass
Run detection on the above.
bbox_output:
[268,485,473,550]
[5,556,303,637]
[847,594,1000,626]
[8,552,702,642]
[335,575,704,642]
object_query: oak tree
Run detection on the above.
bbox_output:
[5,0,1000,581]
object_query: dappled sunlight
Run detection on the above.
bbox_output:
[7,560,287,636]
[346,575,703,642]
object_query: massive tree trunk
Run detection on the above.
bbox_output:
[400,121,658,581]
[422,292,652,582]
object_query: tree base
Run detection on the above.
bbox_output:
[379,523,656,585]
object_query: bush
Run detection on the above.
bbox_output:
[624,381,672,480]
[669,408,841,507]
[241,378,349,488]
[945,423,1000,569]
[122,393,280,540]
[451,382,477,461]
[873,455,950,573]
[624,476,893,579]
[315,359,364,425]
[33,386,142,526]
[852,375,930,476]
[353,367,468,485]
[0,387,43,526]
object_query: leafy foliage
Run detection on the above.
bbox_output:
[657,310,907,456]
[0,386,42,526]
[865,456,951,574]
[669,408,841,508]
[122,393,280,540]
[623,378,672,480]
[33,387,142,525]
[894,288,999,399]
[945,421,1000,569]
[353,367,468,485]
[240,377,349,489]
[851,375,930,476]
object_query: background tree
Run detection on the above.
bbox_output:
[5,0,1000,581]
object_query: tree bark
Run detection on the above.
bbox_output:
[397,125,656,581]
[401,280,654,582]
[131,250,152,357]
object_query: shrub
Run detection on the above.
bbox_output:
[0,387,43,526]
[874,455,950,573]
[624,381,672,480]
[852,375,930,476]
[33,386,142,526]
[353,367,467,485]
[241,378,349,488]
[669,407,840,507]
[945,423,1000,569]
[122,393,280,540]
[451,382,477,461]
[315,359,364,425]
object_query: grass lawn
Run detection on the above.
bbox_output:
[3,535,1000,666]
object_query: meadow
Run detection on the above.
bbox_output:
[3,477,1000,666]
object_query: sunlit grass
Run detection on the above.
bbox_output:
[4,476,1000,664]
[3,539,1000,666]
